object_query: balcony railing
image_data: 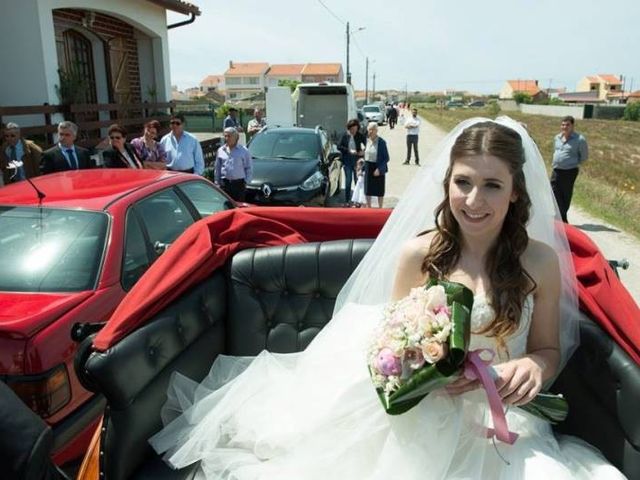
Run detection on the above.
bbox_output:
[0,101,175,149]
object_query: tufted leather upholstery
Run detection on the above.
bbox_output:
[227,239,373,356]
[83,239,640,479]
[551,318,640,478]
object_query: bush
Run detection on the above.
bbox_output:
[623,102,640,121]
[488,100,501,116]
[513,92,533,104]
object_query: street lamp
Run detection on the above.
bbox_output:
[346,22,365,85]
[365,57,375,103]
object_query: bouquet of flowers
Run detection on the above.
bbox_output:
[368,279,568,428]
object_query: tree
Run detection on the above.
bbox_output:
[512,92,533,104]
[278,79,301,92]
[623,102,640,121]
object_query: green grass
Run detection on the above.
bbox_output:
[418,107,640,239]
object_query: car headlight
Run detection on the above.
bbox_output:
[301,171,324,191]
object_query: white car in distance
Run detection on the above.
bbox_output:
[362,104,385,125]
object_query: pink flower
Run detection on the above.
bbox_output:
[434,305,451,316]
[375,348,402,376]
[403,348,426,370]
[422,341,448,364]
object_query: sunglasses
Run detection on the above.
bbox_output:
[109,136,123,140]
[170,121,182,125]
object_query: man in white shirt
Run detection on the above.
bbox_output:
[403,108,420,165]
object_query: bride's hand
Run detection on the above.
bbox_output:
[494,357,543,406]
[445,375,479,395]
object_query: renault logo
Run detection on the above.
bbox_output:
[261,183,272,198]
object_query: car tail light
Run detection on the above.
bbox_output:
[6,364,71,418]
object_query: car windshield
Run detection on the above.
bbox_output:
[249,131,319,160]
[363,106,380,112]
[0,207,108,292]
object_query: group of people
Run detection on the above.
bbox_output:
[338,119,389,208]
[0,114,207,186]
[0,106,588,225]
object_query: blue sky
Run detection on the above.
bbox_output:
[167,0,640,95]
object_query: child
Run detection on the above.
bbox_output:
[351,158,366,207]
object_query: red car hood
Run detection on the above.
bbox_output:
[0,291,93,338]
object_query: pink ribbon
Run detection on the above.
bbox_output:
[464,349,518,445]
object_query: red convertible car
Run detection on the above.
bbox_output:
[0,169,239,465]
[66,207,640,480]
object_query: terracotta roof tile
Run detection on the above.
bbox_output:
[301,63,342,75]
[200,75,224,87]
[225,62,270,76]
[267,64,305,76]
[598,74,622,85]
[507,80,540,94]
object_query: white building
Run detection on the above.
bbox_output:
[0,0,200,112]
[265,64,304,88]
[224,62,270,101]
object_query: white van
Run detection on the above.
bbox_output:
[294,83,357,140]
[265,83,357,141]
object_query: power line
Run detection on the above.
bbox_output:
[316,0,345,25]
[351,37,367,58]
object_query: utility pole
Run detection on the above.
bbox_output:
[372,72,376,99]
[346,22,351,84]
[365,57,369,103]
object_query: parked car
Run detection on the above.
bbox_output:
[73,208,640,479]
[245,126,342,205]
[446,100,466,109]
[468,100,487,108]
[362,104,385,125]
[0,169,240,466]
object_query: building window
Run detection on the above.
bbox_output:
[226,77,241,85]
[247,77,259,85]
[59,30,98,104]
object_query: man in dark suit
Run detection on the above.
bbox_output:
[0,122,42,184]
[41,121,92,174]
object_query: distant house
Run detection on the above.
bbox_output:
[557,90,605,104]
[266,64,304,88]
[224,61,270,101]
[577,74,622,102]
[444,89,466,101]
[625,91,640,104]
[200,75,225,94]
[0,0,200,109]
[301,63,344,83]
[499,80,545,101]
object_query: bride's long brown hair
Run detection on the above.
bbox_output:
[421,122,534,349]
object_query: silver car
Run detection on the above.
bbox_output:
[362,104,385,125]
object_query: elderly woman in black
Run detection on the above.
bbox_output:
[337,118,366,205]
[102,124,143,169]
[363,122,389,208]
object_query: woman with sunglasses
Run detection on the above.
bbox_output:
[102,124,143,169]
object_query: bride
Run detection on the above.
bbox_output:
[150,117,626,479]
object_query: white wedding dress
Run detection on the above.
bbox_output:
[150,294,626,479]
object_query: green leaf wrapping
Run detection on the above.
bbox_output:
[518,392,568,424]
[377,280,473,415]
